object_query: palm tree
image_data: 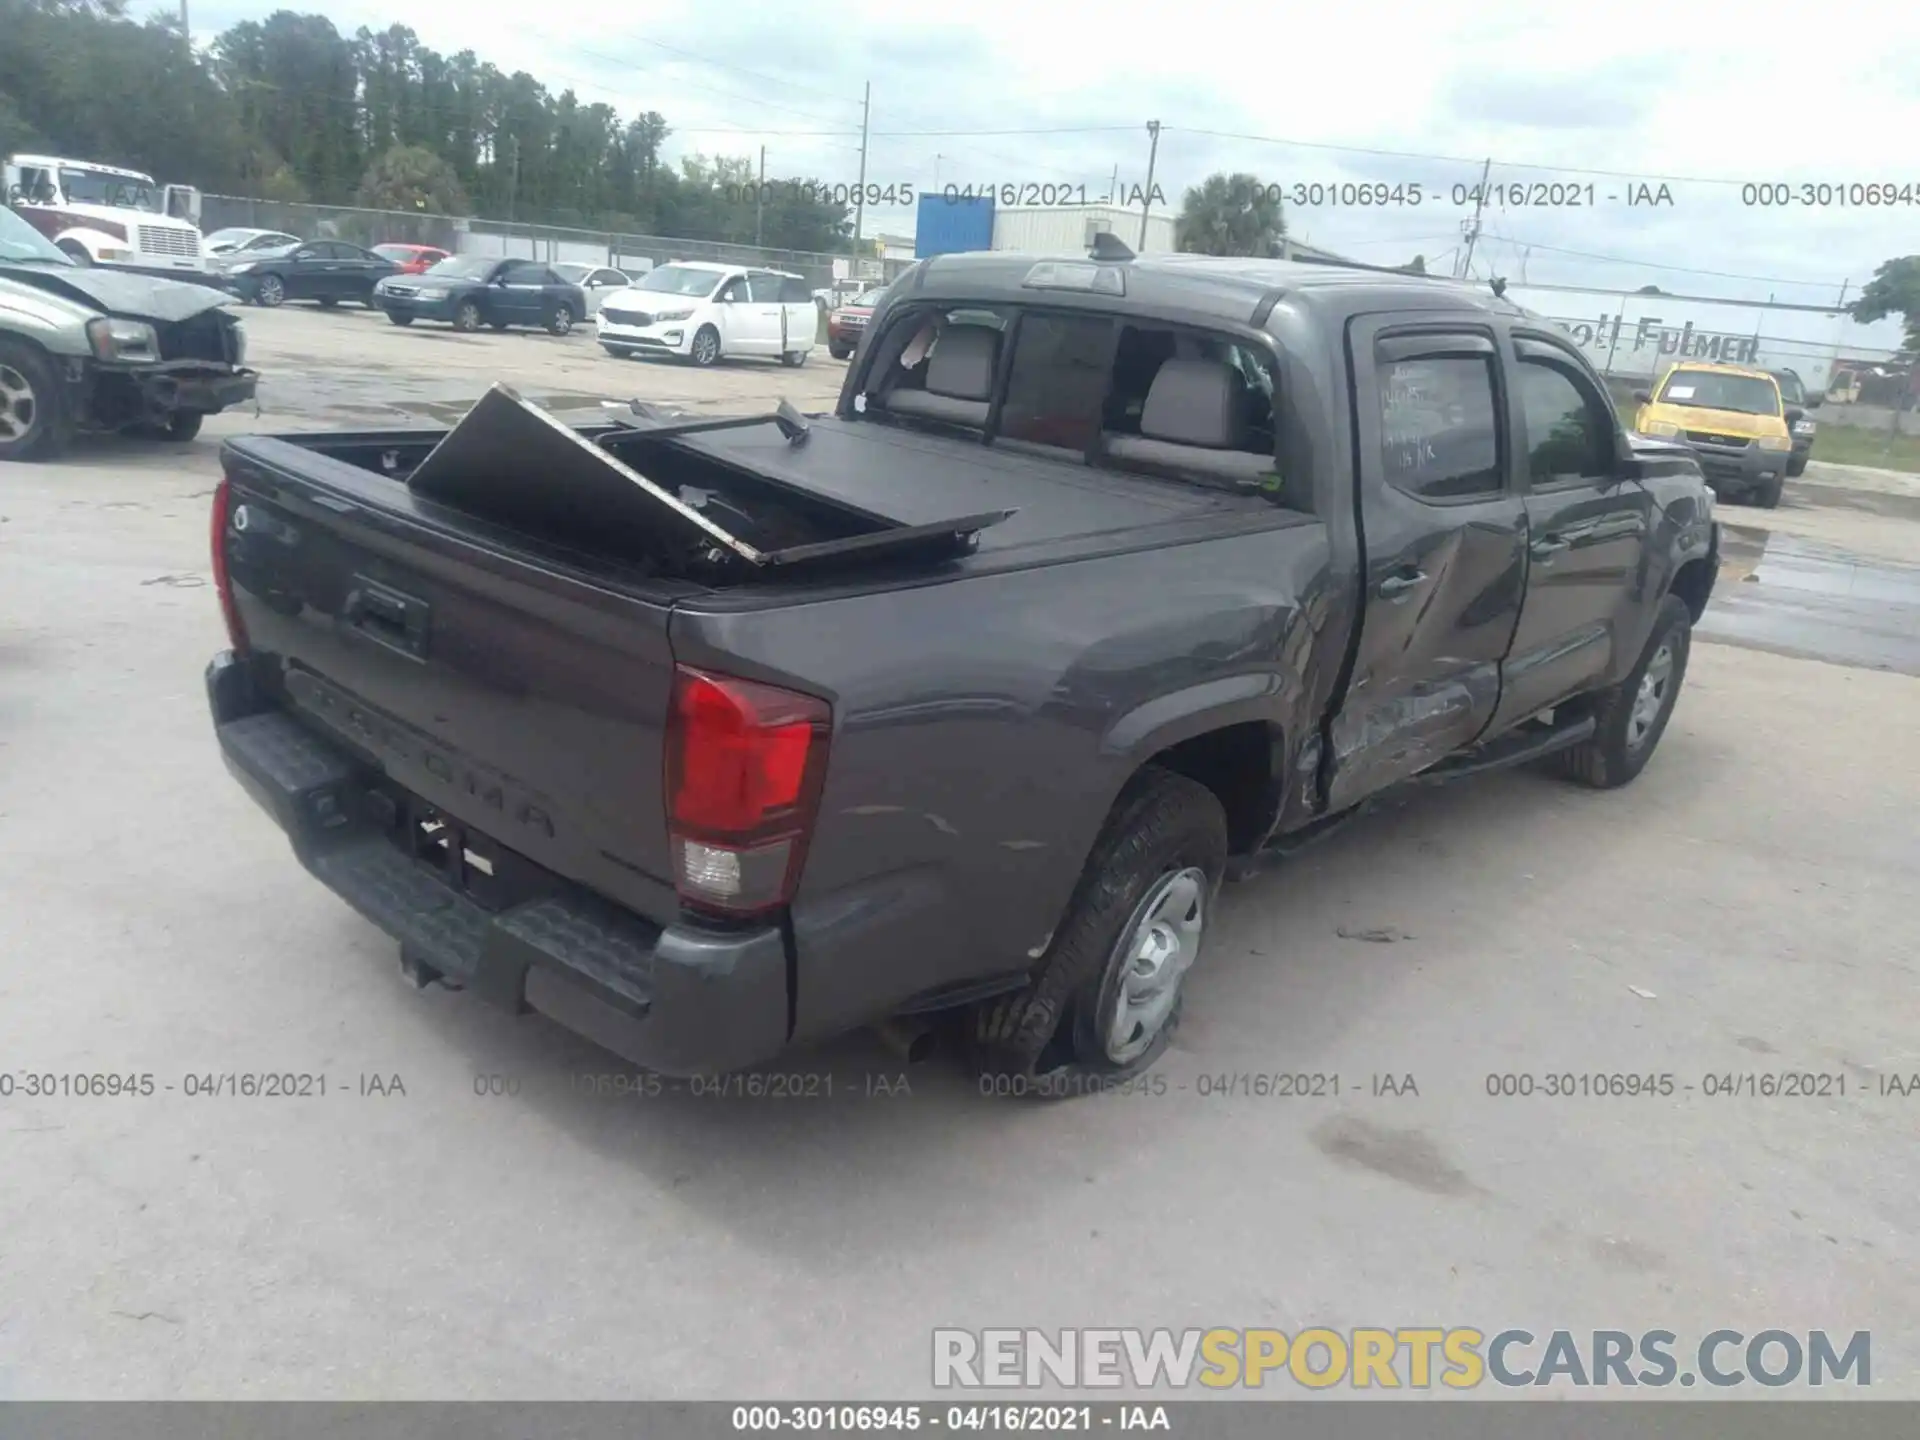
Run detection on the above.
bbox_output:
[1174,172,1286,257]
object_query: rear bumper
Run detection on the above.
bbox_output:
[206,652,791,1077]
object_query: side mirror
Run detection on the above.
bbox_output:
[1807,395,1824,410]
[1632,389,1652,404]
[1784,407,1804,427]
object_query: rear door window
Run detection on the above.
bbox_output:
[779,276,814,304]
[747,272,786,303]
[1376,350,1503,500]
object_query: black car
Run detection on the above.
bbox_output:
[226,241,400,310]
[373,256,588,336]
[1767,368,1821,476]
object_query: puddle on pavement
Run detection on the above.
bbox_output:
[1699,528,1920,676]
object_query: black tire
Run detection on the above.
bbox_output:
[781,348,807,368]
[546,303,574,337]
[0,339,72,462]
[57,240,92,267]
[1785,453,1809,478]
[1754,472,1784,509]
[318,296,340,310]
[972,767,1227,1097]
[1550,594,1693,790]
[488,319,509,331]
[689,324,721,367]
[602,344,633,359]
[387,312,414,327]
[256,274,286,308]
[453,299,483,333]
[829,344,852,360]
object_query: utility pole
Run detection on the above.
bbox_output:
[1108,164,1118,205]
[755,145,765,247]
[1456,157,1491,278]
[933,153,944,191]
[179,0,191,56]
[1139,119,1161,250]
[853,82,871,250]
[1827,278,1851,394]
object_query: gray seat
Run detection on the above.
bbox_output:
[1104,358,1280,483]
[882,326,998,428]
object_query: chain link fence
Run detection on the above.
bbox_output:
[199,195,890,294]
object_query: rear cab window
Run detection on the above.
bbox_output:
[857,301,1288,496]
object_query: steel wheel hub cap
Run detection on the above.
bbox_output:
[0,364,36,439]
[1629,643,1674,747]
[1104,867,1208,1063]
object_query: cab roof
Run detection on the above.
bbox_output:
[11,155,156,181]
[899,249,1537,329]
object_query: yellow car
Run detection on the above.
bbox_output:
[1632,361,1796,509]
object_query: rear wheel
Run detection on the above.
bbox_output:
[1785,453,1809,478]
[781,348,807,368]
[1550,594,1693,790]
[488,319,509,331]
[453,299,483,332]
[829,344,852,360]
[547,303,574,337]
[387,312,414,327]
[972,767,1227,1097]
[318,296,339,310]
[256,274,286,308]
[1755,472,1784,509]
[689,325,721,367]
[0,340,72,462]
[602,344,633,359]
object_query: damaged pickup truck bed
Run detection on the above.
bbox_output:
[205,249,1719,1094]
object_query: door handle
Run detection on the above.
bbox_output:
[1375,569,1427,599]
[1531,535,1572,560]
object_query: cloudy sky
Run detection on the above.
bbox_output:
[185,0,1918,317]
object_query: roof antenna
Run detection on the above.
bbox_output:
[1090,232,1135,262]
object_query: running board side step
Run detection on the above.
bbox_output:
[1223,715,1595,883]
[1405,715,1595,786]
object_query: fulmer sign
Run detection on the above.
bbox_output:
[1555,313,1761,368]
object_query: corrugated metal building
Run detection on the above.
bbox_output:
[991,204,1177,255]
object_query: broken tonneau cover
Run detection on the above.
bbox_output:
[405,384,1013,570]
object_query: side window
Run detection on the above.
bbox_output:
[747,272,786,303]
[716,276,748,303]
[997,313,1113,451]
[779,276,813,304]
[1377,351,1502,500]
[593,270,626,288]
[1515,358,1613,482]
[1103,327,1278,455]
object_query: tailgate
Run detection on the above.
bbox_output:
[220,445,684,922]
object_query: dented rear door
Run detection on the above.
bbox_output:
[1326,312,1528,809]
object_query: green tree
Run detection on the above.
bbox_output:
[1849,256,1920,355]
[355,143,468,215]
[1174,172,1286,257]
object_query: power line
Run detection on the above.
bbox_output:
[1162,126,1855,190]
[1478,226,1848,288]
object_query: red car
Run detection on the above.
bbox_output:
[372,243,451,275]
[827,286,888,360]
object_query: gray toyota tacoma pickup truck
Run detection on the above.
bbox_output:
[204,245,1719,1095]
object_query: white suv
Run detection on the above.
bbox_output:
[597,261,818,368]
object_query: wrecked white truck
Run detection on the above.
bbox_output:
[0,205,254,460]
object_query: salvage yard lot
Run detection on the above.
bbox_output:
[1,304,1917,1398]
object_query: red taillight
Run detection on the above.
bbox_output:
[210,476,249,654]
[665,666,831,917]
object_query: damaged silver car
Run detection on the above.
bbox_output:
[0,205,257,461]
